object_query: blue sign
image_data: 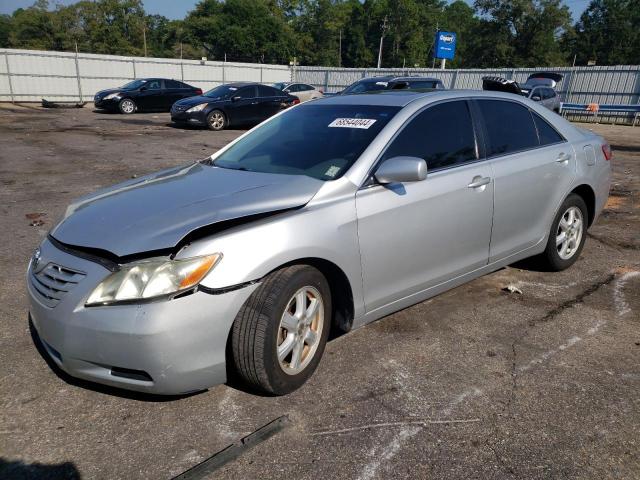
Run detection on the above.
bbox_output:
[434,31,456,60]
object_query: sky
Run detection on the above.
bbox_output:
[0,0,593,22]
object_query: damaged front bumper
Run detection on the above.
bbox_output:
[28,238,258,395]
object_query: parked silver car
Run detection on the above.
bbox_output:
[482,73,563,112]
[28,90,611,396]
[273,82,323,103]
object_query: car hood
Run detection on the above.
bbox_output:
[50,162,323,258]
[95,87,133,97]
[174,95,225,107]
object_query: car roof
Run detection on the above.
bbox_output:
[393,76,442,82]
[314,89,540,107]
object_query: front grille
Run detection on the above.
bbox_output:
[30,263,86,308]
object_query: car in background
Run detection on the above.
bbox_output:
[273,82,323,103]
[336,76,445,95]
[94,78,202,114]
[482,72,563,112]
[171,82,297,131]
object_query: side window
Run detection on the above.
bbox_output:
[148,80,162,90]
[532,111,564,146]
[288,84,301,92]
[300,84,314,91]
[236,86,256,99]
[530,88,542,100]
[258,85,280,97]
[381,101,477,171]
[166,80,182,89]
[547,88,557,99]
[478,100,539,156]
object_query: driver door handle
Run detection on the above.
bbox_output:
[467,176,491,189]
[556,152,571,163]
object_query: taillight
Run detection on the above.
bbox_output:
[318,89,324,94]
[293,98,300,105]
[602,143,612,161]
[195,88,203,95]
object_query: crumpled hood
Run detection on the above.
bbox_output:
[50,162,323,257]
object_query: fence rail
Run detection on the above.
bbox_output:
[1,48,639,124]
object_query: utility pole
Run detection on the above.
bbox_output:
[338,29,342,68]
[377,16,388,69]
[143,22,147,57]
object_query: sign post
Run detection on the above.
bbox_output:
[434,31,456,69]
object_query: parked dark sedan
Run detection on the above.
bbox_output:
[94,78,202,114]
[170,83,297,130]
[335,76,445,95]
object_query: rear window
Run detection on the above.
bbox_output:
[477,100,539,156]
[405,80,442,89]
[213,104,400,180]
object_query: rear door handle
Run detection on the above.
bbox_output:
[556,152,571,163]
[467,176,491,188]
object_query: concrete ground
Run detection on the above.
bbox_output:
[0,104,638,480]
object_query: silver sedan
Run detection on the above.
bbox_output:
[27,90,612,395]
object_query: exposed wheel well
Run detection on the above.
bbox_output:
[274,258,355,334]
[571,184,596,227]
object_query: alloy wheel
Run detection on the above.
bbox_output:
[277,286,324,375]
[209,112,225,130]
[556,206,584,260]
[121,99,135,114]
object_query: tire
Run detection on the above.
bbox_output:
[118,98,136,114]
[206,109,227,131]
[231,265,332,395]
[539,193,588,271]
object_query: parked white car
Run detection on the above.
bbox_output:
[273,82,324,103]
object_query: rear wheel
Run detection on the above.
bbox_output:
[118,98,136,114]
[539,193,587,271]
[231,265,331,395]
[206,110,226,131]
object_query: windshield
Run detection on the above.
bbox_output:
[342,80,390,95]
[122,79,147,90]
[213,104,400,180]
[203,85,241,99]
[273,82,288,91]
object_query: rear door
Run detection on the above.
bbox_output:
[356,100,494,312]
[165,80,190,107]
[256,85,285,120]
[475,99,576,262]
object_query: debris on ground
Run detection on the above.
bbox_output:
[25,212,46,226]
[502,284,523,295]
[42,99,86,109]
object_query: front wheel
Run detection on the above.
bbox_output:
[231,265,331,395]
[539,193,588,271]
[206,110,227,131]
[118,98,136,114]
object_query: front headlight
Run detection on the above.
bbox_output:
[104,92,122,100]
[186,103,208,113]
[86,254,222,306]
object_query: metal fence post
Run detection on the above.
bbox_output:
[222,61,226,84]
[132,58,137,79]
[4,52,14,103]
[260,66,263,83]
[324,70,329,92]
[74,44,83,102]
[451,69,459,89]
[180,60,184,81]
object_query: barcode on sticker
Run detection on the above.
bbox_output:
[328,118,377,129]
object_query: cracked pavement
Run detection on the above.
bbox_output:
[0,105,639,479]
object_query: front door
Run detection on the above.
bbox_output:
[136,79,164,110]
[228,86,259,125]
[356,100,494,312]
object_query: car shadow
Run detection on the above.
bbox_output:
[28,316,202,402]
[0,458,81,480]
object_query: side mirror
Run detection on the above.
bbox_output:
[231,95,242,102]
[374,156,427,184]
[532,95,541,101]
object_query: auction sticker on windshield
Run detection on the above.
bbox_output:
[328,118,377,129]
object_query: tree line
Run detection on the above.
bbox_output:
[0,0,638,68]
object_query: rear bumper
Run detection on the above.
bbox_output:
[28,238,259,395]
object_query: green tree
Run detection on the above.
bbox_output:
[0,15,12,48]
[571,0,640,65]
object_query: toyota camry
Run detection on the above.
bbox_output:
[28,90,611,396]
